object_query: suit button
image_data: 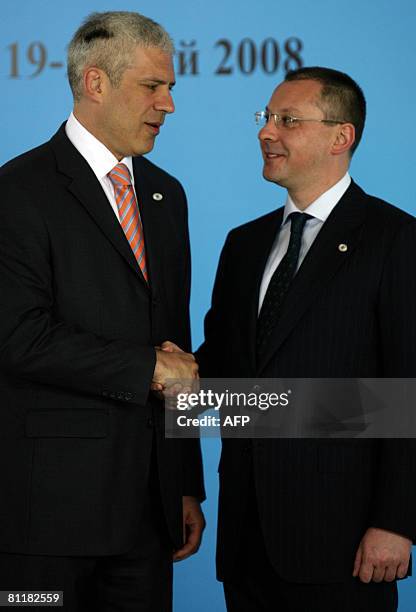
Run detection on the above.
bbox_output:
[243,442,252,454]
[147,418,154,428]
[125,392,133,401]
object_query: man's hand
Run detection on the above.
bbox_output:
[353,527,412,582]
[173,496,205,562]
[157,340,183,354]
[152,341,198,397]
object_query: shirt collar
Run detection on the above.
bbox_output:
[65,112,134,183]
[283,172,351,224]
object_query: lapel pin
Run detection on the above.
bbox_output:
[152,193,163,201]
[338,243,348,252]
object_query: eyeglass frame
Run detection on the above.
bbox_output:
[255,110,349,129]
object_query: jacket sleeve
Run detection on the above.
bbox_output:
[195,232,233,378]
[370,219,416,541]
[0,180,156,407]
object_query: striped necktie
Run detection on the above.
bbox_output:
[256,212,312,358]
[108,163,148,282]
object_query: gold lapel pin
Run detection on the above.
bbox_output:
[152,193,163,201]
[338,243,348,252]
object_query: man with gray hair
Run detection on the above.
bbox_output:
[0,11,205,611]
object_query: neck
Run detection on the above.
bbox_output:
[72,106,123,161]
[73,105,95,137]
[287,169,348,210]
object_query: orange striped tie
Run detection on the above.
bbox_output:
[108,163,148,282]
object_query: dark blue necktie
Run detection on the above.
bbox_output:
[256,212,312,358]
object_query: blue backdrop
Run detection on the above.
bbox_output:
[1,1,416,609]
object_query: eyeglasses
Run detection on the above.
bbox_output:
[254,110,348,129]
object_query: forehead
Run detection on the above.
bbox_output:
[268,79,323,112]
[125,45,175,80]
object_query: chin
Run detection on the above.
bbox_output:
[137,141,155,156]
[263,168,279,181]
[262,170,287,188]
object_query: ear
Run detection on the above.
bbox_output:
[331,123,355,156]
[82,67,107,103]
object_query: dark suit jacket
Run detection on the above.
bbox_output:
[0,124,204,556]
[197,180,416,583]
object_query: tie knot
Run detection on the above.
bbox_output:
[108,163,131,188]
[288,212,312,235]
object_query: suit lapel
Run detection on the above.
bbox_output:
[132,157,165,294]
[243,209,284,373]
[256,182,368,374]
[49,125,149,288]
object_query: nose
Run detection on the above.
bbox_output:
[155,88,175,114]
[258,119,280,143]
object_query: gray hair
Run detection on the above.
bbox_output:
[67,11,174,101]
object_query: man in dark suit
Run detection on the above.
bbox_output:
[0,11,204,611]
[197,67,416,611]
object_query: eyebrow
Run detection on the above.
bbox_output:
[139,78,176,88]
[265,105,302,114]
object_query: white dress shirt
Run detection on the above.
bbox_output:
[258,173,351,312]
[65,112,136,221]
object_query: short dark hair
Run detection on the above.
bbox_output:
[285,66,366,155]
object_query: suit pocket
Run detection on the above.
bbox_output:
[25,409,108,438]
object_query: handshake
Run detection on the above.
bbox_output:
[151,341,199,399]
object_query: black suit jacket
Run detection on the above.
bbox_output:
[197,181,416,583]
[0,124,204,556]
